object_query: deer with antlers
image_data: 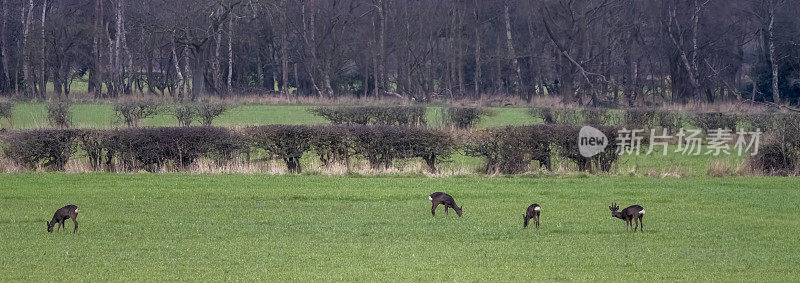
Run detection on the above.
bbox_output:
[609,202,644,232]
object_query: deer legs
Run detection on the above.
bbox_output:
[72,218,78,233]
[639,215,644,232]
[431,203,439,216]
[445,206,449,215]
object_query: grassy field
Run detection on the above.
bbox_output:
[0,174,798,280]
[4,103,538,129]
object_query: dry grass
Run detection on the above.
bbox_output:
[658,100,771,114]
[43,156,481,177]
[706,160,744,177]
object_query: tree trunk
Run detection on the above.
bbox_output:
[280,2,289,96]
[182,45,191,96]
[0,0,9,93]
[39,0,46,99]
[21,0,34,97]
[190,46,205,99]
[377,0,386,96]
[227,13,233,94]
[473,0,481,99]
[767,11,780,104]
[171,35,184,99]
[503,2,523,97]
[456,7,465,97]
[373,19,379,98]
[212,6,222,95]
[90,0,103,97]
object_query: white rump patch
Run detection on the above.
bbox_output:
[534,207,541,211]
[639,210,645,214]
[75,208,79,213]
[428,196,432,200]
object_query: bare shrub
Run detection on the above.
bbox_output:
[582,108,610,125]
[0,99,13,128]
[196,101,229,126]
[529,107,556,124]
[114,100,160,127]
[173,104,198,127]
[46,99,72,129]
[445,106,493,129]
[653,111,682,131]
[623,108,657,128]
[309,105,426,126]
[690,112,739,130]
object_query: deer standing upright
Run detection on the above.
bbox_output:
[524,203,541,229]
[47,205,79,233]
[429,192,462,217]
[609,202,644,232]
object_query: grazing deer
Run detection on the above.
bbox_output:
[609,202,644,232]
[523,203,541,229]
[429,192,462,217]
[47,205,79,233]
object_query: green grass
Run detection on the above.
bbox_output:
[0,174,798,280]
[7,103,538,129]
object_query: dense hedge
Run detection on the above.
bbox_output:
[2,129,78,170]
[464,125,618,174]
[309,105,426,126]
[0,124,615,174]
[104,127,243,171]
[1,125,460,173]
[246,125,315,173]
[744,113,800,175]
[7,108,800,175]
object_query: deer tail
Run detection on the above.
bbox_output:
[534,206,541,211]
[428,196,432,200]
[75,208,79,213]
[639,210,645,215]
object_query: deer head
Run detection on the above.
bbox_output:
[455,205,463,217]
[609,202,622,218]
[46,221,54,233]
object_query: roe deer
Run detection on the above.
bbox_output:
[609,202,644,232]
[429,192,462,217]
[47,205,79,233]
[523,203,541,229]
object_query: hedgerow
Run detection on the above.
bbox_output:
[309,105,426,126]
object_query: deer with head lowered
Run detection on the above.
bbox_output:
[609,202,644,232]
[46,205,79,233]
[523,203,541,229]
[429,192,462,217]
